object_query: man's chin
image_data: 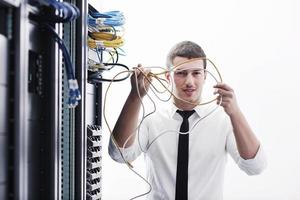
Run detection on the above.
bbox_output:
[179,97,199,105]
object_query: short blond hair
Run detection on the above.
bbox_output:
[166,41,206,69]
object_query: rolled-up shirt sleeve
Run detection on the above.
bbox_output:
[108,136,142,163]
[226,129,267,175]
[108,119,149,163]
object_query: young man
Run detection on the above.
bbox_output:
[109,41,267,200]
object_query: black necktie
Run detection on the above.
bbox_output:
[175,110,195,200]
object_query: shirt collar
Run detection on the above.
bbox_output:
[168,101,219,120]
[169,102,204,119]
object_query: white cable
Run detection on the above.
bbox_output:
[106,64,223,200]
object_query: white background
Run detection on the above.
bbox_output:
[89,0,300,199]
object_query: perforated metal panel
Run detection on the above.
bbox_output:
[86,125,102,200]
[60,20,75,200]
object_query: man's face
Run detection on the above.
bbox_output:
[167,56,206,109]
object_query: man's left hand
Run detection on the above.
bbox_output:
[213,83,240,116]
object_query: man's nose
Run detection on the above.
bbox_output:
[184,73,194,86]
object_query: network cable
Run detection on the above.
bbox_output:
[88,4,125,27]
[88,37,124,49]
[32,0,80,23]
[104,57,223,157]
[103,58,223,199]
[88,4,127,83]
[43,24,81,107]
[88,62,130,83]
[32,0,81,108]
[89,48,119,65]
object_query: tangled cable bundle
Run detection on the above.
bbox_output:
[87,4,127,83]
[103,57,224,199]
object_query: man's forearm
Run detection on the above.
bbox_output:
[229,109,260,159]
[112,92,142,148]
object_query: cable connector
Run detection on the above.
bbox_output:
[68,79,81,108]
[88,59,107,71]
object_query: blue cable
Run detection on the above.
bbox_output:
[44,24,81,108]
[34,0,80,23]
[88,14,125,27]
[88,5,125,27]
[35,0,81,108]
[33,0,82,108]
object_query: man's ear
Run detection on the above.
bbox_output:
[165,72,171,82]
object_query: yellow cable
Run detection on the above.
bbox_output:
[104,58,223,164]
[103,59,222,199]
[91,32,116,40]
[88,37,124,49]
[147,57,223,105]
[103,70,135,168]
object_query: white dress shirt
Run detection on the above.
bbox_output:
[109,103,267,200]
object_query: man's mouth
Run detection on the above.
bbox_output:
[183,88,195,96]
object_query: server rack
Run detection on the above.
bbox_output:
[0,0,103,199]
[0,1,30,199]
[0,4,11,200]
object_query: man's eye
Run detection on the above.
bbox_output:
[193,70,203,75]
[175,71,186,76]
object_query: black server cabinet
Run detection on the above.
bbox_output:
[0,5,10,200]
[0,0,98,199]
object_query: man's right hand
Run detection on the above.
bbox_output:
[130,64,152,98]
